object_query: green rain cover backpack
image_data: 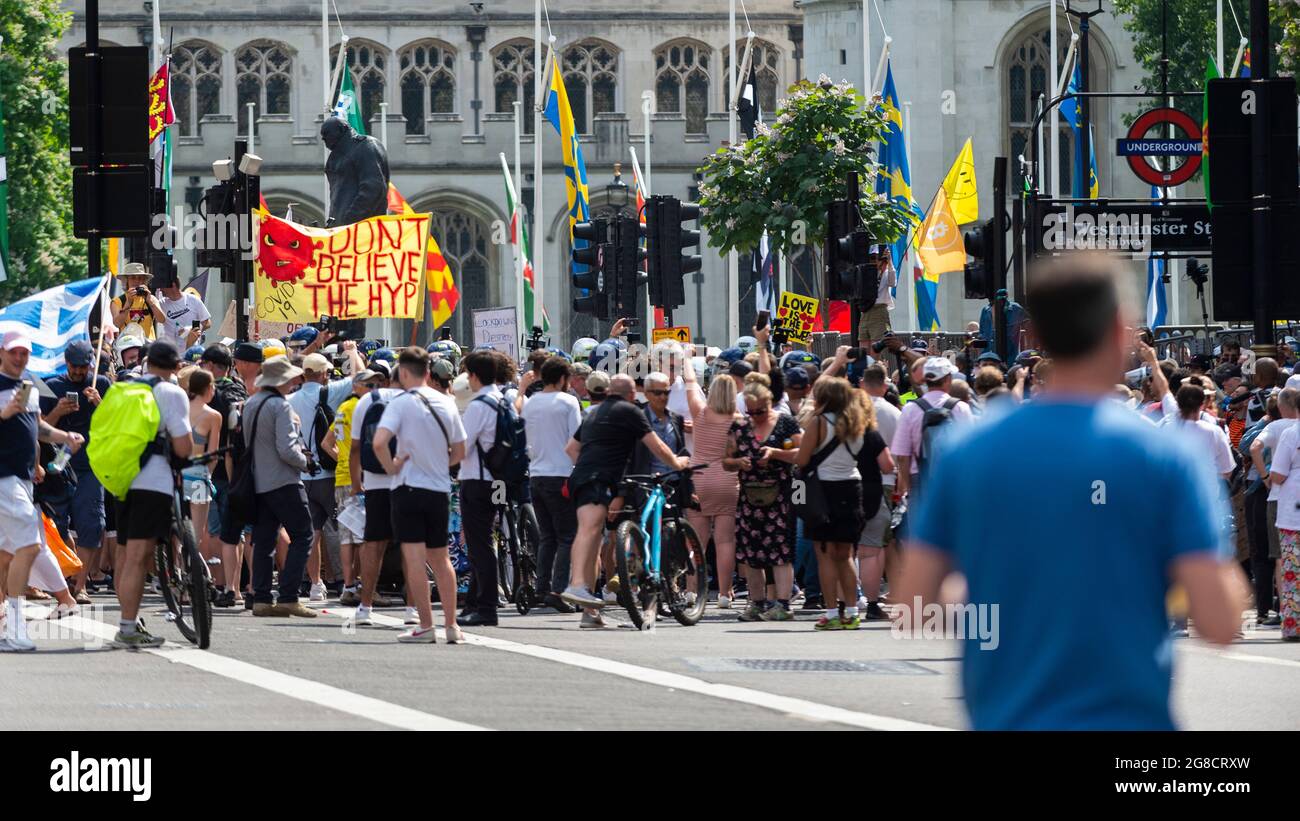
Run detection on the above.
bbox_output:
[88,375,163,501]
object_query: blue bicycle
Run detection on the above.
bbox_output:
[613,465,709,629]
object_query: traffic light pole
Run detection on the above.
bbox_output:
[992,157,1009,363]
[1249,0,1274,356]
[233,139,250,341]
[846,172,861,348]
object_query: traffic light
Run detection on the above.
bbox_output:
[646,195,701,310]
[963,219,996,300]
[824,199,856,301]
[612,215,647,317]
[572,218,610,320]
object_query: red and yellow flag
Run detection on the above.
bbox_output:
[387,183,459,329]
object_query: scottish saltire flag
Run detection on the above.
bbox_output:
[1061,64,1081,129]
[0,277,108,378]
[754,233,777,315]
[543,58,592,280]
[1062,66,1099,199]
[875,61,923,270]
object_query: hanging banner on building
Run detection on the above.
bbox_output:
[253,211,430,325]
[472,306,519,361]
[776,290,819,343]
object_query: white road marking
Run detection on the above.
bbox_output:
[324,607,951,731]
[25,606,485,731]
[1182,643,1300,669]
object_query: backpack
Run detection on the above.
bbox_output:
[310,385,338,473]
[472,393,529,483]
[87,375,163,501]
[914,395,960,474]
[359,392,395,475]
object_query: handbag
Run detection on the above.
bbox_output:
[741,481,780,508]
[43,513,82,577]
[225,396,270,522]
[792,415,839,527]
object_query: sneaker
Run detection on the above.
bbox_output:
[800,595,824,611]
[761,602,793,622]
[252,602,283,617]
[397,625,437,644]
[602,589,619,604]
[840,614,862,630]
[214,590,235,608]
[112,627,164,649]
[579,611,607,629]
[814,616,844,631]
[339,588,360,606]
[717,595,733,609]
[1259,614,1282,627]
[353,605,373,626]
[372,593,396,608]
[864,601,889,621]
[737,603,765,622]
[445,625,466,644]
[856,596,869,611]
[542,593,576,613]
[560,585,605,609]
[309,582,328,602]
[0,636,35,652]
[404,606,419,625]
[271,601,319,618]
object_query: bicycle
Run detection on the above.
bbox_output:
[155,444,231,650]
[613,465,710,630]
[494,495,541,615]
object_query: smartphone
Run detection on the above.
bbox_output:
[439,326,452,341]
[755,310,771,331]
[14,381,32,409]
[191,320,202,330]
[621,317,640,328]
[845,347,869,361]
[65,391,80,408]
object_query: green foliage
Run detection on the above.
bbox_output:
[0,0,84,302]
[695,78,913,257]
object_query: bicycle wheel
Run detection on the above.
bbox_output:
[155,539,197,644]
[515,507,540,615]
[495,512,516,603]
[663,519,708,626]
[180,518,213,649]
[613,519,657,630]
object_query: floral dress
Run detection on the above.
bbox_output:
[730,414,800,568]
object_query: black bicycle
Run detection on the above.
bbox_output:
[613,465,710,630]
[495,496,541,614]
[155,445,231,650]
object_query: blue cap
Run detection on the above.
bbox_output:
[64,339,94,367]
[545,347,572,361]
[183,344,206,364]
[783,366,810,388]
[976,351,1003,364]
[717,346,746,364]
[589,338,626,372]
[289,326,319,345]
[369,347,396,364]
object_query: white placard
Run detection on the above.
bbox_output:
[472,307,519,361]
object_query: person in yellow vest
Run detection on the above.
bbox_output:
[109,262,166,341]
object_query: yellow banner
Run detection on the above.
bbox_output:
[776,291,819,343]
[253,212,430,325]
[915,187,967,277]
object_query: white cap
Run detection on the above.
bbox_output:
[921,356,956,381]
[2,331,32,351]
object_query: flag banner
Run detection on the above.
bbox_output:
[0,277,108,378]
[914,254,940,332]
[387,183,459,329]
[499,158,546,331]
[147,62,174,142]
[1202,56,1218,209]
[184,269,209,302]
[1146,185,1169,329]
[942,138,979,225]
[544,56,592,278]
[915,187,967,276]
[1062,65,1082,129]
[754,233,777,315]
[253,211,429,324]
[0,72,9,283]
[876,61,923,270]
[826,300,852,334]
[775,290,819,343]
[333,65,366,135]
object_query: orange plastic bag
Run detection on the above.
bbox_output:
[43,514,83,577]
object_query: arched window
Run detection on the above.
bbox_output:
[654,39,711,134]
[170,41,222,137]
[723,39,781,117]
[492,39,538,134]
[330,40,387,134]
[425,209,495,344]
[561,39,619,134]
[398,40,457,135]
[235,40,292,134]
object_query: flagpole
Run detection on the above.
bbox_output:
[641,91,653,196]
[380,101,388,149]
[727,0,739,344]
[899,100,915,334]
[533,2,545,337]
[1217,0,1224,74]
[322,0,330,222]
[863,0,871,99]
[513,103,526,327]
[1050,0,1060,199]
[246,102,255,152]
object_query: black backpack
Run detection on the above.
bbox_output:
[472,393,529,483]
[914,396,960,474]
[310,385,338,473]
[359,392,394,475]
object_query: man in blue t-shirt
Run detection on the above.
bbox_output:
[39,339,112,604]
[898,254,1246,730]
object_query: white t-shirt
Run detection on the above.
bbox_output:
[350,388,400,491]
[1260,418,1298,502]
[131,379,192,494]
[157,292,210,345]
[871,395,901,487]
[521,389,582,477]
[461,385,502,481]
[1269,424,1300,530]
[377,387,466,493]
[1168,417,1235,477]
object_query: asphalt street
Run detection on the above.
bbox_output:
[4,592,1298,731]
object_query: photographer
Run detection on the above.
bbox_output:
[154,265,211,348]
[109,263,166,340]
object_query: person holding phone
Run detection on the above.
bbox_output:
[109,262,165,341]
[154,266,211,348]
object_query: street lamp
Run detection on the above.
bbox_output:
[606,162,630,216]
[1065,0,1105,197]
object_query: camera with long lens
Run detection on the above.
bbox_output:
[524,325,548,352]
[871,331,897,355]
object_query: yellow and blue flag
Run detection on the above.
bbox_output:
[1063,66,1099,198]
[543,58,592,275]
[875,61,923,270]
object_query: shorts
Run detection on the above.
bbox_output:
[805,480,865,543]
[49,467,106,548]
[858,493,891,548]
[335,487,363,544]
[391,486,450,547]
[305,477,336,531]
[570,478,617,511]
[207,476,227,537]
[858,302,891,343]
[363,488,393,542]
[0,475,43,553]
[115,490,173,545]
[218,485,252,545]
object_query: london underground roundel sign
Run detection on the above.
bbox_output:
[1117,107,1203,187]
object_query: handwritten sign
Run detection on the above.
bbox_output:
[776,290,819,343]
[652,326,692,345]
[253,211,429,324]
[473,307,519,361]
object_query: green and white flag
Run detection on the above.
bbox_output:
[501,155,547,331]
[332,65,366,135]
[0,75,9,283]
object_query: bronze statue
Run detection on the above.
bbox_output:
[321,117,390,228]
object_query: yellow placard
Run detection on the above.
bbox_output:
[652,326,692,344]
[775,290,819,343]
[253,211,430,324]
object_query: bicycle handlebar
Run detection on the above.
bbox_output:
[620,463,708,488]
[176,444,236,469]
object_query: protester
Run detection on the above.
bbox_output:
[687,375,744,608]
[457,350,507,627]
[109,263,165,340]
[349,360,400,624]
[153,267,211,348]
[320,373,368,605]
[179,367,222,583]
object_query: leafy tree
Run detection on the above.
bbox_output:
[0,0,84,303]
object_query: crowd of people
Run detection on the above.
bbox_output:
[0,252,1280,708]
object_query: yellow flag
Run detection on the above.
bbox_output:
[914,187,967,276]
[942,138,979,226]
